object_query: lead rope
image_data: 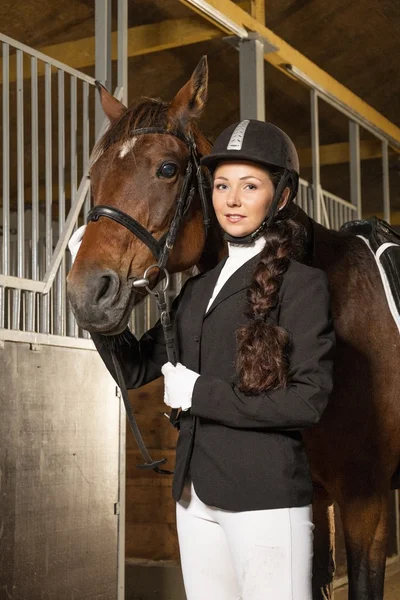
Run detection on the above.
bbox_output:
[91,133,211,474]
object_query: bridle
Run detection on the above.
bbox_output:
[87,127,211,269]
[87,126,211,474]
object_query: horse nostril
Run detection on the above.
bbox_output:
[95,270,120,305]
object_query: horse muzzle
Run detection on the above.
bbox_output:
[67,266,136,334]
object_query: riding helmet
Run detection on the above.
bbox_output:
[200,120,300,243]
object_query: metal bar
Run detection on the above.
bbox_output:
[16,50,24,278]
[349,121,362,219]
[55,70,66,336]
[95,0,112,136]
[0,33,96,84]
[0,326,95,349]
[42,62,53,334]
[320,191,330,229]
[0,276,46,293]
[12,49,25,330]
[28,56,40,332]
[118,0,128,106]
[1,43,10,329]
[180,0,248,37]
[68,76,78,336]
[382,140,390,223]
[310,89,321,224]
[83,81,90,220]
[239,36,265,121]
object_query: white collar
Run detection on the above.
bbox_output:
[227,235,266,260]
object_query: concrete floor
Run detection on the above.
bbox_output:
[126,558,400,599]
[334,559,400,600]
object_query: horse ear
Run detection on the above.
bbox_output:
[168,56,208,127]
[95,81,127,124]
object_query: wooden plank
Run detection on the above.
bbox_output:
[125,523,180,562]
[126,485,176,524]
[178,0,400,148]
[250,0,265,24]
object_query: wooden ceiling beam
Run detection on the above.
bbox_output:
[1,16,225,83]
[178,0,400,148]
[250,0,265,25]
[298,139,397,168]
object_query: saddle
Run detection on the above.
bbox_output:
[340,217,400,334]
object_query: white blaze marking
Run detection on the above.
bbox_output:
[119,137,137,158]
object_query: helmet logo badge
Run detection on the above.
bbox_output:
[226,120,250,150]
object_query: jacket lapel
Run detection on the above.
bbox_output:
[205,253,261,317]
[187,257,228,338]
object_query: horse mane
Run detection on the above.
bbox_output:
[93,96,211,163]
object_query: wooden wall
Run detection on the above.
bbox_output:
[126,378,180,562]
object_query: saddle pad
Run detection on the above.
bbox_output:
[357,235,400,335]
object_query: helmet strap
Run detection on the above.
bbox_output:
[223,170,294,245]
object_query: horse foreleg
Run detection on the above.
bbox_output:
[338,490,389,600]
[312,483,336,600]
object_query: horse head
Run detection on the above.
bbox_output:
[67,56,223,335]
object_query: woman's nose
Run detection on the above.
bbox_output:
[226,189,241,207]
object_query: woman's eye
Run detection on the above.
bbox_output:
[215,183,227,190]
[158,162,178,178]
[245,184,257,190]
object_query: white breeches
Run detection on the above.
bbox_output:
[176,481,314,600]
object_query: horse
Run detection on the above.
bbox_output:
[66,57,400,600]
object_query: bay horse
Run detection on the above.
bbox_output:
[67,57,400,600]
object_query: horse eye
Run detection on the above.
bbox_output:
[158,162,178,179]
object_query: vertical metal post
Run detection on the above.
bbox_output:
[118,0,128,106]
[28,56,39,332]
[95,0,112,136]
[41,62,53,334]
[349,121,362,219]
[382,140,390,223]
[68,76,78,337]
[239,36,265,121]
[12,49,25,329]
[310,89,321,224]
[56,69,65,336]
[1,43,10,329]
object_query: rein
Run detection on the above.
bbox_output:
[87,127,211,474]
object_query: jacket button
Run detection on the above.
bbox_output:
[194,335,199,342]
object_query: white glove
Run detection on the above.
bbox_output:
[161,362,200,411]
[68,224,87,264]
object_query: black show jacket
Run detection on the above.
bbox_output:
[92,254,335,511]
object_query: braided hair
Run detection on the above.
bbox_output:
[236,170,306,395]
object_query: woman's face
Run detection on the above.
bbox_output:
[212,161,283,238]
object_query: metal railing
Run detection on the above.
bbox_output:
[296,178,357,230]
[0,33,98,337]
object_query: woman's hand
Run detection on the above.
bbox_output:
[161,362,200,411]
[68,224,87,264]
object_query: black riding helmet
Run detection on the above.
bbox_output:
[200,120,300,243]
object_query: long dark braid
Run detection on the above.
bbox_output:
[236,175,306,395]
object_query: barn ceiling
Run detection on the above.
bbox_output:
[1,0,400,217]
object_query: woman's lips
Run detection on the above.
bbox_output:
[225,214,246,223]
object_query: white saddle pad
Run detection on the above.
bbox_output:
[357,235,400,335]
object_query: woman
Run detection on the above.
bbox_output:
[69,120,335,600]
